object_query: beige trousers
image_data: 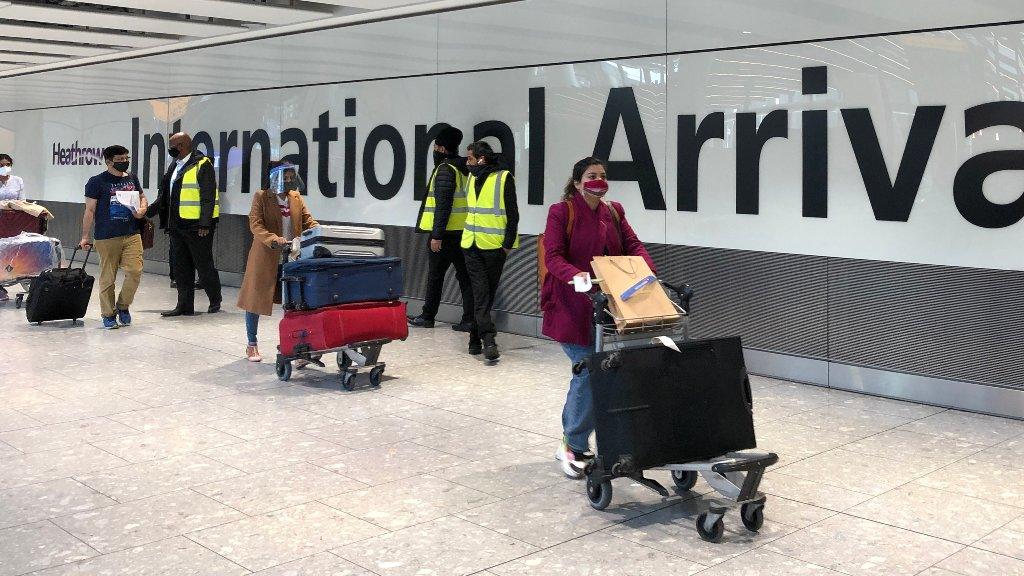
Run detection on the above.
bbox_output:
[94,234,144,318]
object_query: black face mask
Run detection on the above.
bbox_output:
[433,151,448,165]
[467,163,486,177]
[167,146,181,159]
[112,161,130,173]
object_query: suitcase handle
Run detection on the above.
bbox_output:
[66,244,93,270]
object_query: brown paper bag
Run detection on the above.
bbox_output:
[591,255,680,332]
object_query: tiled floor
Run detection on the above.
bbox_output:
[2,271,1023,576]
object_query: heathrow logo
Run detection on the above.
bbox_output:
[51,141,104,166]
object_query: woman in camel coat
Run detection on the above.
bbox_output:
[238,162,318,361]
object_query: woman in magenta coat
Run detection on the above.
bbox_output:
[541,156,656,478]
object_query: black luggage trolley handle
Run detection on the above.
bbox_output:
[273,240,308,311]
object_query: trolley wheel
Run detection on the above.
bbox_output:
[586,476,613,510]
[696,512,725,542]
[341,371,356,391]
[336,352,352,370]
[671,470,698,492]
[368,366,384,387]
[15,293,24,308]
[275,359,292,382]
[740,502,765,532]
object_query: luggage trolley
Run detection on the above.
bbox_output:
[580,281,778,543]
[0,234,63,309]
[272,242,401,390]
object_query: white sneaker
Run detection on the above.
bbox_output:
[555,438,593,479]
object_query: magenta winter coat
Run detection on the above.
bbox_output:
[540,192,655,347]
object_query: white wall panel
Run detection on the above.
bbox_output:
[665,27,1024,271]
[436,0,665,72]
[667,0,1024,54]
[283,15,438,85]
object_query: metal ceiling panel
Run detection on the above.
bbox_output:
[70,0,328,25]
[0,52,65,64]
[1,3,248,37]
[0,39,114,57]
[0,23,172,49]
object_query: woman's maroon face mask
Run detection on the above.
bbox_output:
[582,179,609,198]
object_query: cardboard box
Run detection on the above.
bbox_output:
[591,255,680,332]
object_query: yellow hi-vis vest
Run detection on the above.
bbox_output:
[418,162,468,232]
[461,170,519,250]
[178,157,219,220]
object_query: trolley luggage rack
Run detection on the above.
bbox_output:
[580,280,778,543]
[275,338,390,390]
[272,240,399,391]
[1,236,64,310]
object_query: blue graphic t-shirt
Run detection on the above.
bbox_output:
[85,171,142,240]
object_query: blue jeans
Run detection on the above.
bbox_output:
[245,312,259,345]
[561,343,595,452]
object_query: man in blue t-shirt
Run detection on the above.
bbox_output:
[80,145,148,329]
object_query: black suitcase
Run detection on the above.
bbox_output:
[587,336,756,470]
[25,245,94,325]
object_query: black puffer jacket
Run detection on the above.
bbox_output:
[425,155,467,240]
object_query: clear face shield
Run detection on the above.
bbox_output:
[269,164,304,195]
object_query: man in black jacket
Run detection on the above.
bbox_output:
[409,125,474,331]
[147,132,222,316]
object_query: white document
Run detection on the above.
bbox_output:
[114,189,141,212]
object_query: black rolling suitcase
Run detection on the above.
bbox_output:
[25,245,94,325]
[588,336,756,469]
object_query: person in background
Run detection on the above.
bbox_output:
[541,156,655,478]
[0,153,25,301]
[408,125,475,332]
[460,140,519,362]
[0,154,25,201]
[79,145,147,329]
[237,162,318,362]
[147,131,222,316]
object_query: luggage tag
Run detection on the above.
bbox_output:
[651,335,681,353]
[620,275,657,301]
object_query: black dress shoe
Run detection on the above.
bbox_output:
[468,341,483,355]
[194,280,204,289]
[484,344,501,362]
[169,280,177,289]
[451,322,473,332]
[161,308,196,317]
[408,315,435,328]
[208,302,221,314]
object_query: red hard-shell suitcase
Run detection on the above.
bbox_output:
[0,209,46,238]
[278,300,409,356]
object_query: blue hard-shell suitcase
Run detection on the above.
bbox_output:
[281,256,403,310]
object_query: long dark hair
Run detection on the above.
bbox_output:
[562,156,608,200]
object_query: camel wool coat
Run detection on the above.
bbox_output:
[236,189,318,316]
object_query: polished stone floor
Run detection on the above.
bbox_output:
[1,270,1023,576]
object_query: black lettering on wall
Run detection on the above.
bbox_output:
[528,87,546,205]
[344,126,356,198]
[281,127,310,195]
[736,110,789,214]
[142,133,166,189]
[242,129,271,194]
[218,131,238,194]
[954,101,1024,228]
[131,117,139,175]
[677,112,725,212]
[474,120,516,173]
[802,65,829,218]
[312,111,338,198]
[193,131,214,160]
[842,106,946,221]
[172,119,181,135]
[414,123,449,202]
[593,87,666,210]
[363,124,406,201]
